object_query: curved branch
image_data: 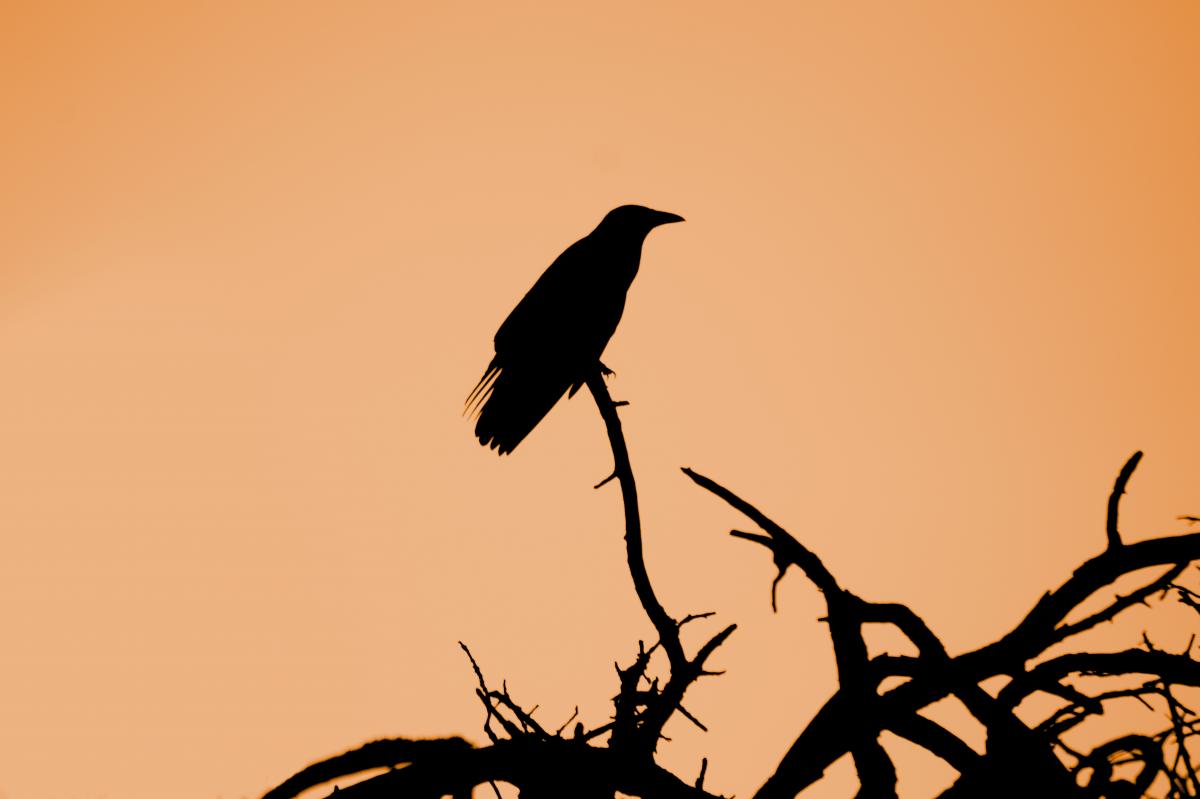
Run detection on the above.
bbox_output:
[998,649,1200,708]
[1106,450,1143,549]
[887,713,982,776]
[683,467,840,595]
[261,737,474,799]
[962,531,1200,672]
[588,375,737,756]
[685,461,1197,798]
[587,373,683,669]
[1050,562,1185,645]
[683,468,898,795]
[322,738,724,799]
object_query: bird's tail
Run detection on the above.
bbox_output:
[472,361,569,455]
[464,358,500,418]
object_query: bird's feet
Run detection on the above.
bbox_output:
[599,363,629,406]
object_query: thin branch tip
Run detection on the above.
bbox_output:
[594,471,618,490]
[1106,450,1144,549]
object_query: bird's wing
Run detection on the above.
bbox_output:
[493,237,593,355]
[473,360,571,454]
[471,232,634,454]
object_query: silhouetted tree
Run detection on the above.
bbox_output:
[263,370,1200,799]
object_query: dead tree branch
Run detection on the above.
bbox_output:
[588,372,736,756]
[587,372,686,670]
[684,452,1200,799]
[266,354,1199,799]
[1107,450,1143,549]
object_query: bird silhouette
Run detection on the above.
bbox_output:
[466,205,684,454]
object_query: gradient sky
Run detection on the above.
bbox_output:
[2,3,1198,798]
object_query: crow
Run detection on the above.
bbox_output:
[466,205,684,455]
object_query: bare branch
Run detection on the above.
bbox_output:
[1106,450,1143,549]
[488,687,548,738]
[315,738,727,799]
[683,468,840,595]
[261,737,474,799]
[675,703,709,732]
[968,530,1200,669]
[999,649,1200,708]
[461,642,506,742]
[1163,682,1200,790]
[636,623,737,750]
[588,373,684,670]
[682,470,905,796]
[1051,562,1186,645]
[1076,734,1162,799]
[684,454,1200,799]
[887,713,982,776]
[554,707,580,738]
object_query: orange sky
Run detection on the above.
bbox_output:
[2,3,1198,798]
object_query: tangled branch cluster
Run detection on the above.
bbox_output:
[685,452,1200,799]
[262,374,1199,799]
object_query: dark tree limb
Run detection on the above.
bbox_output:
[1163,682,1200,791]
[1106,450,1143,549]
[886,713,982,775]
[682,458,1200,799]
[270,366,1199,799]
[962,530,1200,674]
[315,738,724,799]
[999,649,1200,708]
[683,468,840,595]
[1050,562,1186,646]
[261,737,475,799]
[684,468,902,797]
[588,371,737,758]
[1076,734,1163,798]
[588,373,685,670]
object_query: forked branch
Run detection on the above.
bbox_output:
[587,371,735,755]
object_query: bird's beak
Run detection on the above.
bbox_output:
[651,210,685,227]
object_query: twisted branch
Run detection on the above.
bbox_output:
[684,452,1200,799]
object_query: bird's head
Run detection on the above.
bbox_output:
[597,205,685,237]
